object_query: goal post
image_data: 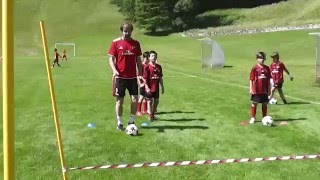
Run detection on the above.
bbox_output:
[199,37,225,68]
[54,42,76,56]
[309,33,320,83]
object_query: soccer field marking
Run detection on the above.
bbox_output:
[166,69,320,105]
[66,154,320,171]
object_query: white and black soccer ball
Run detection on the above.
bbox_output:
[125,124,139,136]
[262,116,273,126]
[269,98,277,105]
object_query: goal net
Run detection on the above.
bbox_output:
[200,38,225,68]
[309,33,320,83]
[54,42,76,57]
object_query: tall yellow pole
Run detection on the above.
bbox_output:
[2,0,15,179]
[39,21,68,180]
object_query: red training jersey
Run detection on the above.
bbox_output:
[249,64,271,94]
[108,37,142,79]
[270,61,286,84]
[143,63,163,92]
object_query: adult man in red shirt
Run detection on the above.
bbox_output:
[269,52,293,104]
[249,51,271,124]
[108,21,143,131]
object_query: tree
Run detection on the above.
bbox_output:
[135,0,171,32]
[172,0,199,30]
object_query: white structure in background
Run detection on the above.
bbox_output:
[199,37,225,68]
[309,33,320,83]
[54,42,76,56]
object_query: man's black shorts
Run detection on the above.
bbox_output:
[114,78,138,97]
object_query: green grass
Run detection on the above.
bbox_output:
[1,0,320,179]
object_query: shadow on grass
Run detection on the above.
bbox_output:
[134,133,144,137]
[273,118,307,122]
[142,125,209,133]
[156,111,195,115]
[255,117,307,123]
[158,118,206,122]
[143,31,172,37]
[192,14,240,29]
[276,101,311,105]
[287,101,311,105]
[143,14,239,37]
[223,65,233,68]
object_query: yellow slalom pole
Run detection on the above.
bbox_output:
[2,0,15,179]
[39,21,68,180]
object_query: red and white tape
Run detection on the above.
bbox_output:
[66,154,319,171]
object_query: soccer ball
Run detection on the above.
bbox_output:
[262,116,273,126]
[125,124,139,136]
[269,98,277,105]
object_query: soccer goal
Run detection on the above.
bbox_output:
[309,33,320,83]
[54,42,76,56]
[200,37,225,68]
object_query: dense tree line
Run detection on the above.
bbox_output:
[111,0,286,32]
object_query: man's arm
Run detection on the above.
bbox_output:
[136,56,143,76]
[109,56,118,76]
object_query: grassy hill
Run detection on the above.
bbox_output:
[0,0,320,179]
[194,0,320,32]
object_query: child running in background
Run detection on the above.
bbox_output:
[268,52,293,104]
[62,49,67,61]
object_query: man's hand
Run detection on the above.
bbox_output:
[113,70,119,77]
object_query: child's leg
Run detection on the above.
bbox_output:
[52,60,57,67]
[137,95,143,112]
[142,98,148,114]
[249,102,257,124]
[251,103,257,119]
[262,103,268,117]
[269,86,276,99]
[147,98,154,121]
[278,88,287,104]
[153,98,159,119]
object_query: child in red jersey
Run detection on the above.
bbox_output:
[143,51,164,121]
[52,48,62,68]
[137,51,150,116]
[249,51,271,124]
[62,49,67,61]
[268,52,293,104]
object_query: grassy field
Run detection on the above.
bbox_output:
[1,0,320,179]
